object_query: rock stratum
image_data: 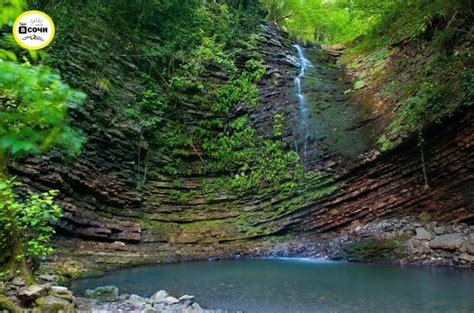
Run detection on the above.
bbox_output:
[9,23,473,276]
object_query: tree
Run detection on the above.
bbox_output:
[259,0,368,44]
[261,0,299,25]
[0,0,85,281]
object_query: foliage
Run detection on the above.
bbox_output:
[260,0,472,45]
[202,115,303,195]
[0,0,85,276]
[261,0,295,25]
[381,82,438,149]
[261,0,369,43]
[342,0,469,44]
[462,69,474,107]
[353,79,366,90]
[0,61,86,156]
[0,178,61,265]
[211,60,265,113]
[0,295,21,313]
[272,113,284,137]
[0,0,23,27]
[168,189,197,203]
[336,0,473,150]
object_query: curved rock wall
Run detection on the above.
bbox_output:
[9,21,473,275]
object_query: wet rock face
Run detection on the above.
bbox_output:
[9,23,474,271]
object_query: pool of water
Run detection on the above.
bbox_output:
[71,258,474,313]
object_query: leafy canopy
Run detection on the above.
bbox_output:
[260,0,369,43]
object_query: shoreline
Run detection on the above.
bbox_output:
[2,254,473,312]
[41,217,473,282]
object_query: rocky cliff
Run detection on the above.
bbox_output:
[9,17,473,276]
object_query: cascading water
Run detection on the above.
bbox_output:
[293,44,312,162]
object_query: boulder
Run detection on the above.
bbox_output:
[468,244,474,255]
[165,296,180,305]
[415,227,432,240]
[50,286,68,295]
[183,303,204,313]
[9,277,26,287]
[85,285,119,302]
[118,293,130,301]
[150,290,168,304]
[51,286,74,302]
[179,294,195,306]
[18,284,49,301]
[429,233,464,250]
[127,294,147,308]
[36,275,69,286]
[433,226,446,235]
[144,305,160,313]
[192,302,204,313]
[179,294,195,302]
[459,253,474,263]
[37,275,59,283]
[35,295,74,313]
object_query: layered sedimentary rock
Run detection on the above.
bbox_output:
[9,23,473,274]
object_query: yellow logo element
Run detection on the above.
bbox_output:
[13,10,55,50]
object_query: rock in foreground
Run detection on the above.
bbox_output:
[79,287,224,313]
[84,285,119,303]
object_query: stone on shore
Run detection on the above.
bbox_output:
[429,233,464,250]
[50,286,75,302]
[179,295,195,302]
[415,227,432,240]
[85,285,119,302]
[18,284,49,301]
[179,294,195,305]
[35,295,74,313]
[150,289,169,304]
[128,294,147,308]
[459,253,474,262]
[74,289,213,313]
[191,302,204,313]
[165,296,180,305]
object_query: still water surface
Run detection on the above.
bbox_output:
[71,258,474,313]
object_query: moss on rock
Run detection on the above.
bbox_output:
[35,295,74,313]
[0,295,21,313]
[341,238,403,263]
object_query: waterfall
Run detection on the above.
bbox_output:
[293,44,312,162]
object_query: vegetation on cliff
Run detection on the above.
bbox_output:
[0,0,472,286]
[0,0,307,278]
[338,0,473,150]
[263,0,473,150]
